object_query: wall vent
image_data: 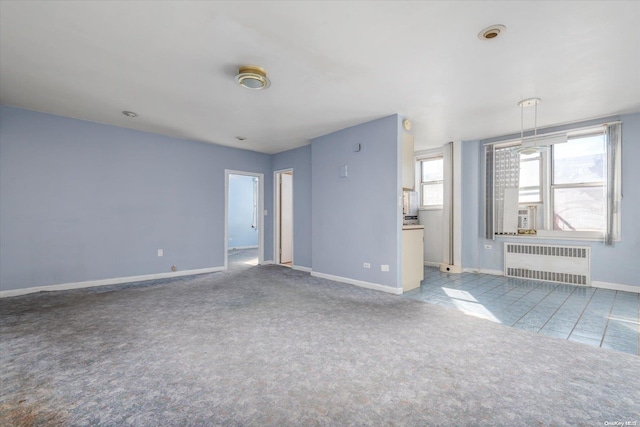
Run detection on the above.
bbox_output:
[504,243,590,286]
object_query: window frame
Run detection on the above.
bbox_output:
[417,154,444,210]
[518,151,543,206]
[543,129,609,239]
[488,124,620,241]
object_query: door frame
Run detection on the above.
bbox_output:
[224,170,264,270]
[273,168,294,266]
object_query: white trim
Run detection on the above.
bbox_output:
[225,170,264,271]
[462,268,504,276]
[424,261,440,268]
[262,260,275,265]
[0,267,224,298]
[292,265,312,273]
[453,141,463,267]
[592,281,640,294]
[311,271,403,295]
[228,245,259,250]
[273,168,294,266]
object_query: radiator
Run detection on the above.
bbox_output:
[504,243,590,285]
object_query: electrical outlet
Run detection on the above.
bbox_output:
[363,262,371,269]
[381,265,389,272]
[157,249,163,257]
[484,245,492,250]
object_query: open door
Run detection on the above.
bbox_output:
[224,170,264,270]
[275,170,293,266]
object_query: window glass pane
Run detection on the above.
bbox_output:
[519,188,540,204]
[519,158,540,203]
[519,159,540,188]
[553,134,605,184]
[553,187,604,232]
[422,183,443,206]
[421,158,443,182]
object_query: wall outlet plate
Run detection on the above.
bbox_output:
[157,249,163,257]
[484,245,492,249]
[363,262,371,268]
[381,265,389,272]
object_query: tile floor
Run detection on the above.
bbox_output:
[403,267,640,356]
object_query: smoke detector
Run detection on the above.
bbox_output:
[478,25,507,40]
[234,66,271,90]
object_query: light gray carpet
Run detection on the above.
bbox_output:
[1,263,639,426]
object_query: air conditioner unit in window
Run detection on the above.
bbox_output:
[518,206,537,234]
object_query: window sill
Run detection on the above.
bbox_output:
[494,230,619,243]
[419,206,443,211]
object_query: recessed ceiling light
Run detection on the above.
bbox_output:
[235,136,247,141]
[234,66,271,90]
[122,111,138,118]
[478,24,506,40]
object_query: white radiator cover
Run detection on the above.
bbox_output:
[504,243,591,286]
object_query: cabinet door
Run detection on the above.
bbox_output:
[402,229,424,292]
[402,133,415,190]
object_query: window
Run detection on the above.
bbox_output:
[419,157,443,208]
[552,133,606,232]
[519,151,541,204]
[485,123,621,241]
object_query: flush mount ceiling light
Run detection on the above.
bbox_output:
[122,111,138,118]
[234,66,271,90]
[235,136,247,141]
[478,24,506,40]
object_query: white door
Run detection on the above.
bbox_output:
[280,173,293,264]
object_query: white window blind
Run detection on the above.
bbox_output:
[494,146,520,235]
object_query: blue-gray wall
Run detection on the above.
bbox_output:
[0,106,273,291]
[271,145,312,269]
[311,115,402,288]
[228,174,259,248]
[461,113,640,288]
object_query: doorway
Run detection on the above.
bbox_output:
[274,169,293,267]
[225,170,264,270]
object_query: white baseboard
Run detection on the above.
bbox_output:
[592,281,640,294]
[229,245,258,250]
[261,260,275,265]
[292,265,312,273]
[462,268,504,276]
[424,261,440,268]
[310,271,402,295]
[0,267,224,298]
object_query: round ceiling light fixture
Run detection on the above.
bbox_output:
[478,24,506,40]
[122,111,138,118]
[234,66,271,90]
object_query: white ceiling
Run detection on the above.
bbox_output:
[1,1,639,154]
